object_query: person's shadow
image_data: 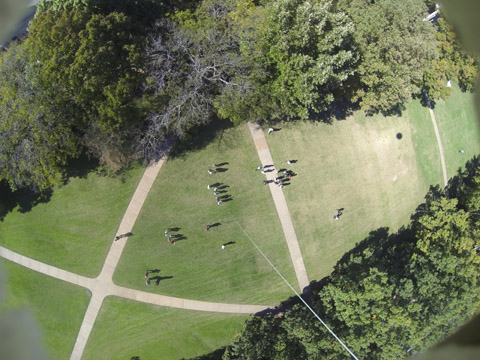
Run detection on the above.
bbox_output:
[223,241,236,247]
[150,275,173,283]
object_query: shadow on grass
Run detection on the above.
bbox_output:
[255,225,416,318]
[181,347,226,360]
[0,181,53,221]
[60,154,100,186]
[169,117,234,159]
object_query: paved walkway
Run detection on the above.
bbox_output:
[428,108,448,188]
[0,155,272,360]
[248,123,310,291]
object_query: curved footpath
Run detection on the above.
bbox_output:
[0,122,312,360]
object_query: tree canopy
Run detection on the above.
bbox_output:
[259,0,356,119]
[337,0,437,114]
[0,43,79,191]
[222,157,480,359]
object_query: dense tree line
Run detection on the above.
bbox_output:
[216,157,480,359]
[0,0,477,190]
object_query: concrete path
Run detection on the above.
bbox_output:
[428,108,448,187]
[69,158,167,360]
[0,246,96,292]
[0,155,272,360]
[248,123,310,291]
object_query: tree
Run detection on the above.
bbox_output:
[222,158,480,360]
[423,14,478,100]
[337,0,437,114]
[28,8,146,132]
[258,0,356,119]
[0,43,79,191]
[139,0,257,160]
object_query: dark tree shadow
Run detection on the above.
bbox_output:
[417,91,436,110]
[181,347,226,360]
[169,117,234,159]
[307,98,358,124]
[0,181,53,221]
[60,154,100,186]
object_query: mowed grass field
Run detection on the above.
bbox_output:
[0,260,90,360]
[0,164,144,277]
[266,99,450,281]
[432,85,480,179]
[83,297,248,360]
[113,123,297,303]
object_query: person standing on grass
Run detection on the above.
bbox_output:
[268,128,274,134]
[205,225,210,231]
[146,278,151,285]
[145,271,149,279]
[165,229,168,236]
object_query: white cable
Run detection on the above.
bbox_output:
[229,214,359,360]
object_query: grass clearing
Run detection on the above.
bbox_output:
[0,163,144,277]
[113,123,297,304]
[0,260,90,360]
[266,100,444,281]
[83,296,248,360]
[432,85,480,179]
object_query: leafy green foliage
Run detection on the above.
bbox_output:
[0,43,79,191]
[423,14,478,100]
[223,157,480,359]
[259,0,356,119]
[28,8,146,132]
[338,0,436,114]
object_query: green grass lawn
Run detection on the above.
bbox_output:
[0,260,90,360]
[265,100,445,281]
[83,296,248,360]
[432,85,480,179]
[113,122,297,304]
[0,163,144,277]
